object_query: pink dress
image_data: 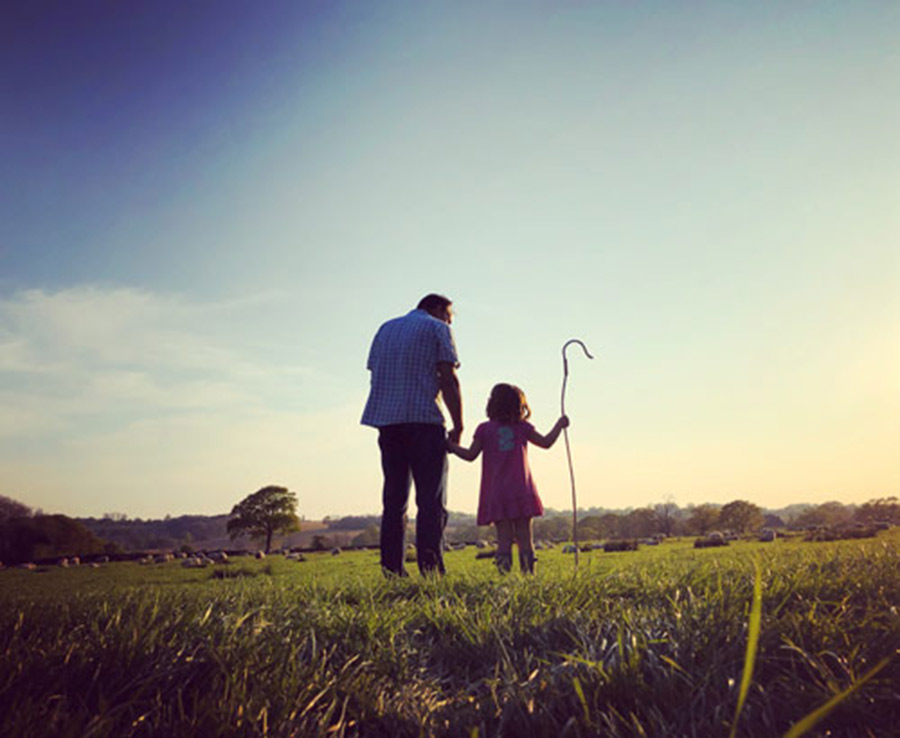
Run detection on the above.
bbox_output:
[474,420,544,526]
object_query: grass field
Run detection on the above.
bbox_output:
[1,533,898,737]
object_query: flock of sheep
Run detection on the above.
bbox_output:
[1,549,299,572]
[1,531,784,572]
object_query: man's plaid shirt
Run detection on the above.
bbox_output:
[361,309,460,427]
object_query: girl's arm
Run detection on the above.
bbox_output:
[447,433,483,462]
[526,415,570,449]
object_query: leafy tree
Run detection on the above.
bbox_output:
[227,485,300,553]
[0,514,105,564]
[686,504,720,535]
[654,496,680,536]
[718,500,764,534]
[0,494,33,521]
[620,507,660,538]
[597,513,622,538]
[534,515,570,542]
[854,496,900,525]
[793,501,852,529]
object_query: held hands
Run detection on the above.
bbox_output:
[446,429,463,456]
[558,415,570,430]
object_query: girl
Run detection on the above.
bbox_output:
[447,383,569,574]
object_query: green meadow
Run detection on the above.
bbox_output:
[1,534,898,737]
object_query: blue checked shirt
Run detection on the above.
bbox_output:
[361,309,460,427]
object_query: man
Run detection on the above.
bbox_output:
[361,293,463,576]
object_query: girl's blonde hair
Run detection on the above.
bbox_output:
[486,383,531,424]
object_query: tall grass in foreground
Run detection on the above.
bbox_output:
[1,535,899,737]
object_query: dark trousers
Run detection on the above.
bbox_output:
[378,423,448,575]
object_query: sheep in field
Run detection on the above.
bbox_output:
[181,556,210,568]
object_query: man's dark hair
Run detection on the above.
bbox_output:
[417,294,452,313]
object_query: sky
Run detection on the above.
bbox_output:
[1,1,897,521]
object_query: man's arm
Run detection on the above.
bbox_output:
[437,361,463,443]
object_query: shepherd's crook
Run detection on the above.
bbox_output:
[561,339,594,570]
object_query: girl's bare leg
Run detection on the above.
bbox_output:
[495,520,514,573]
[514,517,536,573]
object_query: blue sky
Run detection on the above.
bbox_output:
[2,1,897,520]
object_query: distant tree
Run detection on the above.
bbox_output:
[686,504,720,535]
[854,496,900,525]
[597,513,621,538]
[351,524,380,547]
[327,515,381,531]
[0,494,33,521]
[718,500,764,534]
[620,508,659,538]
[577,516,605,541]
[794,501,853,529]
[227,485,300,553]
[0,514,105,564]
[655,496,679,537]
[447,524,491,544]
[534,515,571,542]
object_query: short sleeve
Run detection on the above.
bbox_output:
[437,324,460,368]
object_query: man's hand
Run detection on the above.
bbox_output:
[437,361,463,444]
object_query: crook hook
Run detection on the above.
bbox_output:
[561,339,594,415]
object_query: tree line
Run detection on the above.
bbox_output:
[0,495,113,564]
[2,491,897,563]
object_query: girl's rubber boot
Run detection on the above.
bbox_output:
[495,552,512,574]
[519,550,537,575]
